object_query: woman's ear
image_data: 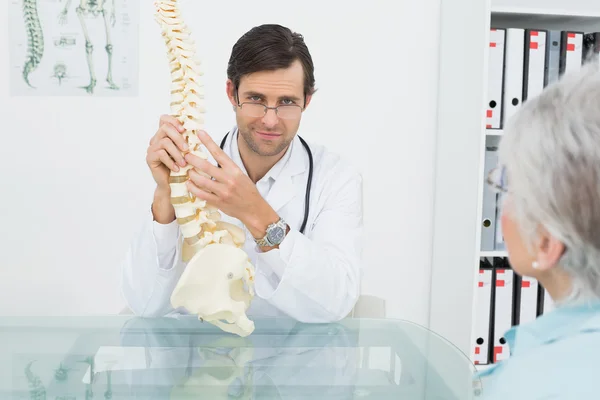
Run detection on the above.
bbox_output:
[535,226,565,271]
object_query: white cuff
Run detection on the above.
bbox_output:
[254,230,297,280]
[152,219,180,256]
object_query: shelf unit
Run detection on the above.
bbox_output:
[485,129,503,136]
[429,0,600,363]
[472,1,600,367]
[491,0,600,31]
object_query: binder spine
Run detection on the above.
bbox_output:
[501,28,525,126]
[492,257,514,363]
[560,31,584,75]
[512,272,522,326]
[545,31,562,86]
[486,28,506,129]
[473,259,494,365]
[481,146,499,251]
[523,30,547,102]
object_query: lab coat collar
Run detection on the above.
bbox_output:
[475,299,600,379]
[225,126,307,213]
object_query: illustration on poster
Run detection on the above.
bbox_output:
[10,0,138,96]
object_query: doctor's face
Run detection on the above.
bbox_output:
[227,59,311,157]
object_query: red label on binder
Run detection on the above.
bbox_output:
[494,346,504,362]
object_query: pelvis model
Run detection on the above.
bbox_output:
[153,0,256,337]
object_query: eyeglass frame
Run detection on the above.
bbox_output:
[234,88,306,120]
[486,165,508,194]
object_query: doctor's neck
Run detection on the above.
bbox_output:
[237,133,289,183]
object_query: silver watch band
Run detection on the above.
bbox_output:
[254,236,271,247]
[255,218,287,247]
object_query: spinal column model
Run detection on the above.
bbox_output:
[153,0,256,337]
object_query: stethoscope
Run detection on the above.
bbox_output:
[219,131,313,234]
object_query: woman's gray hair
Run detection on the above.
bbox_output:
[498,58,600,305]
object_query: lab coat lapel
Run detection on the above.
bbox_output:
[265,137,307,213]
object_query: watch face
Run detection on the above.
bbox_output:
[267,226,285,244]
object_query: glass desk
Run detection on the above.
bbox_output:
[0,316,482,399]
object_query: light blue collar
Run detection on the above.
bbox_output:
[475,299,600,378]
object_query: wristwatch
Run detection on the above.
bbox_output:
[254,217,288,247]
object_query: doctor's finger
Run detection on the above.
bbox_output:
[155,124,189,153]
[188,170,223,195]
[158,114,184,131]
[186,181,219,205]
[147,148,180,173]
[185,154,225,182]
[157,138,187,168]
[196,130,234,168]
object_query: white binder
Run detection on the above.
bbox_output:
[486,28,506,129]
[502,28,525,127]
[523,30,547,102]
[473,264,493,365]
[560,31,584,75]
[543,289,555,314]
[492,267,514,363]
[518,276,539,325]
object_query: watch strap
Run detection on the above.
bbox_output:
[254,218,287,247]
[254,236,271,247]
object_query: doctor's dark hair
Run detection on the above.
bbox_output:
[227,24,317,105]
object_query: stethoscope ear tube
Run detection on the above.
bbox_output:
[219,131,313,234]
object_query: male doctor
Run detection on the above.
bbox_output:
[121,24,364,323]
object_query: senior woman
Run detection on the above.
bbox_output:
[476,61,600,399]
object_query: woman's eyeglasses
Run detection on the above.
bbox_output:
[487,165,508,194]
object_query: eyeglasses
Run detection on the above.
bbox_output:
[487,165,508,193]
[237,102,303,120]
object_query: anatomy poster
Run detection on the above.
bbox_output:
[8,0,139,96]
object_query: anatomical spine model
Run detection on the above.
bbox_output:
[153,0,256,337]
[58,0,119,94]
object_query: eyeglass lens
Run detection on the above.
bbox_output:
[240,103,301,120]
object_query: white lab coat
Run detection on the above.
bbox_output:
[120,126,364,323]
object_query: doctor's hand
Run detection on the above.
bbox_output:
[146,115,189,191]
[184,130,279,238]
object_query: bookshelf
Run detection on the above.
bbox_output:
[429,0,600,365]
[492,0,600,31]
[485,129,503,136]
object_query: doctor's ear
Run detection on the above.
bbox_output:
[225,79,237,107]
[303,94,313,110]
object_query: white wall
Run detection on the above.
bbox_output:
[0,0,441,327]
[428,0,490,355]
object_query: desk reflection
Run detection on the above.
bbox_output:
[112,317,360,399]
[8,316,472,399]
